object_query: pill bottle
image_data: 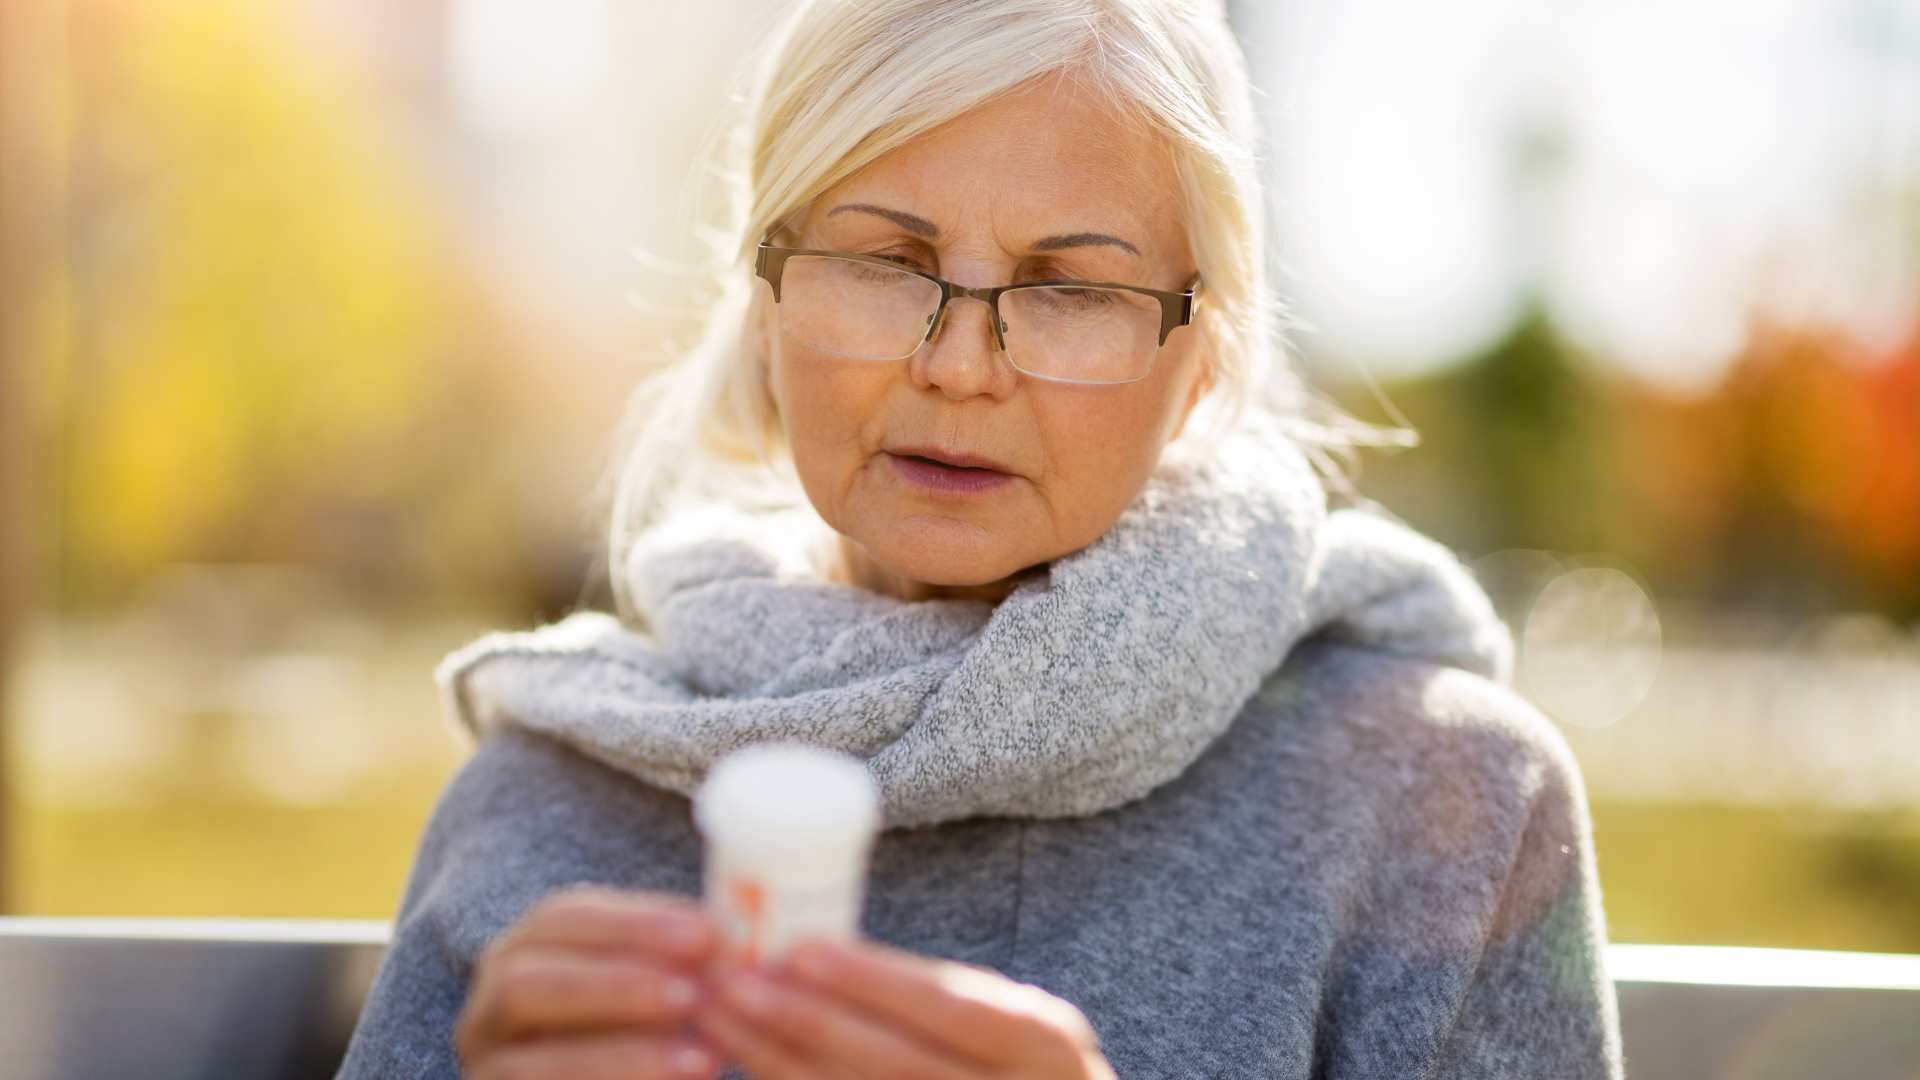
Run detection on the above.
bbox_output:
[692,742,881,969]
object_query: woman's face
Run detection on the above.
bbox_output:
[762,71,1212,603]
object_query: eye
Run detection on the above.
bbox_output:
[1022,258,1088,284]
[1034,286,1118,310]
[850,241,932,267]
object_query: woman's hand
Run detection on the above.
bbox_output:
[694,935,1118,1080]
[453,884,726,1079]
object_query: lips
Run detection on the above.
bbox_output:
[886,445,1012,474]
[888,452,1016,495]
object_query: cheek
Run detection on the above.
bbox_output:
[769,346,890,485]
[1028,379,1179,533]
[772,347,851,438]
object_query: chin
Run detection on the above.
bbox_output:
[865,522,1023,588]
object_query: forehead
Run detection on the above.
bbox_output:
[812,75,1185,252]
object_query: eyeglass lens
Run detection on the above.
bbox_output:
[775,254,1162,383]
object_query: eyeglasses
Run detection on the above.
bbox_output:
[753,237,1203,385]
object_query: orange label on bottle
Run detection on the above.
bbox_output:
[728,877,767,966]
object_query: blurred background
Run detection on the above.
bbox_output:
[0,0,1914,955]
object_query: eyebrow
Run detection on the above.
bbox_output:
[827,202,937,237]
[824,203,1142,257]
[1030,231,1142,257]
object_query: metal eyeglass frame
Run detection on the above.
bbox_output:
[753,236,1204,385]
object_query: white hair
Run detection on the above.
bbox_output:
[594,0,1413,626]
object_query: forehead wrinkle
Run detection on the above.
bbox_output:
[1001,119,1180,252]
[995,185,1166,267]
[819,95,1184,268]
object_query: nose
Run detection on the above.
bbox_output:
[911,293,1016,400]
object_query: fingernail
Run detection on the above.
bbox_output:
[671,1043,714,1075]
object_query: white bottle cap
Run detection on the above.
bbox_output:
[693,743,881,882]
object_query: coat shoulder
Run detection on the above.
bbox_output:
[1278,636,1590,810]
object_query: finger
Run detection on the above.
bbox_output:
[774,937,1052,1061]
[471,1032,722,1080]
[712,967,974,1080]
[493,886,717,965]
[459,950,707,1055]
[694,996,831,1080]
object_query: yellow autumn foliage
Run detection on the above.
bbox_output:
[60,0,452,591]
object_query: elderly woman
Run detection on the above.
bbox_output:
[338,1,1624,1077]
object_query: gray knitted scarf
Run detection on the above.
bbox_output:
[435,414,1513,830]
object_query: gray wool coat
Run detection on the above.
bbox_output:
[336,635,1624,1077]
[338,420,1623,1077]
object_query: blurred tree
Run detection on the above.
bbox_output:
[1453,295,1610,552]
[1328,303,1920,620]
[1608,319,1920,618]
[1325,295,1611,557]
[2,0,76,910]
[49,0,550,613]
